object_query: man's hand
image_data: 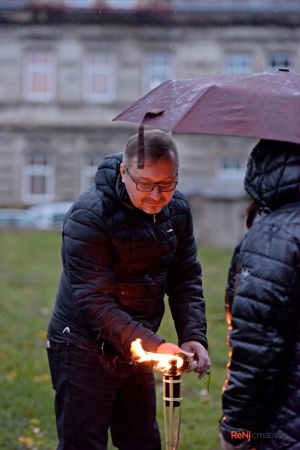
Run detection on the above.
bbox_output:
[180,341,211,379]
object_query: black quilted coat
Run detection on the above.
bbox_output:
[220,140,300,449]
[47,153,207,359]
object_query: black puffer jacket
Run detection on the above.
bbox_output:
[221,140,300,449]
[47,153,207,359]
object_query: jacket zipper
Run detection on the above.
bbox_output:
[153,214,156,223]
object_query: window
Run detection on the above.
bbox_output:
[106,0,136,8]
[172,0,206,10]
[22,153,55,204]
[266,54,293,71]
[81,154,101,192]
[64,0,96,7]
[23,51,55,102]
[223,53,253,75]
[83,52,116,102]
[218,157,245,179]
[144,52,172,93]
[0,0,28,8]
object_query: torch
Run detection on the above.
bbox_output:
[160,352,193,450]
[131,339,194,450]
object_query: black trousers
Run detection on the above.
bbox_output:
[47,342,161,450]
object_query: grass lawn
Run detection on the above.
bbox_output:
[0,231,233,450]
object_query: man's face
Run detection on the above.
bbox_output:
[120,156,178,215]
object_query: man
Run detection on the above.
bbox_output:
[220,139,300,449]
[47,129,210,450]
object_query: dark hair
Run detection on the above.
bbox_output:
[123,129,179,168]
[245,200,260,229]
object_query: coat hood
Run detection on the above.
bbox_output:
[94,152,130,204]
[244,139,300,211]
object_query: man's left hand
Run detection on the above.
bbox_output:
[180,341,211,379]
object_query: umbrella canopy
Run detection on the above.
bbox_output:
[113,70,300,166]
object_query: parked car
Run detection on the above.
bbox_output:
[27,201,73,231]
[0,208,46,230]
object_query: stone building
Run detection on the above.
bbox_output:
[0,0,299,246]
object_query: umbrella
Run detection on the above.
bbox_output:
[112,69,300,167]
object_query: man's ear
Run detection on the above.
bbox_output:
[120,163,126,183]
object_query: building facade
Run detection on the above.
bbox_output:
[0,0,299,246]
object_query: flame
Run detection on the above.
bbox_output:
[130,338,184,372]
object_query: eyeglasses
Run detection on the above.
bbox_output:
[125,167,178,192]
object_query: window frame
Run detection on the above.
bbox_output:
[64,0,96,7]
[105,0,136,8]
[223,53,253,75]
[266,53,293,72]
[23,50,56,102]
[82,51,116,103]
[143,51,172,94]
[21,152,55,204]
[218,157,245,180]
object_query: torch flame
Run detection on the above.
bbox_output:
[131,338,184,373]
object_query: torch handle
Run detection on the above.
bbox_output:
[163,374,182,450]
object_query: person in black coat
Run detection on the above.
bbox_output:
[220,139,300,449]
[47,129,210,450]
